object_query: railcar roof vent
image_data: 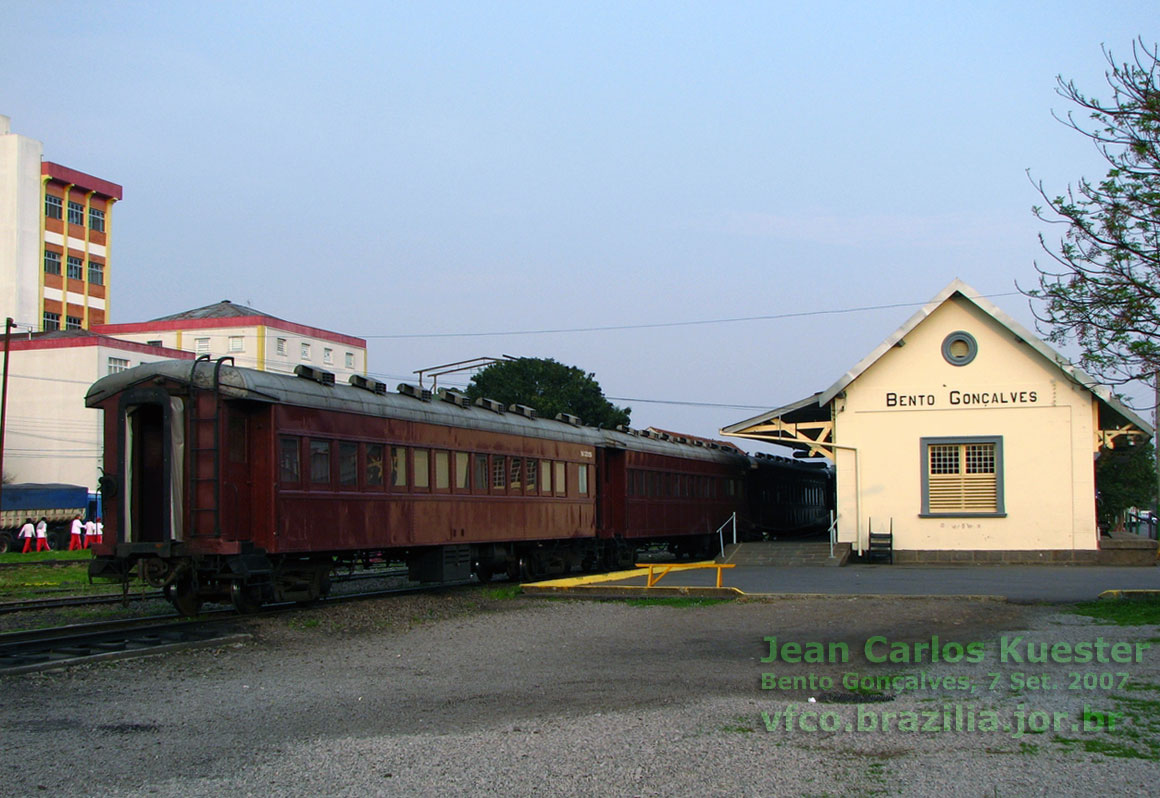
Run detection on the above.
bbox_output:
[555,412,581,426]
[657,432,671,441]
[692,440,704,447]
[349,374,388,395]
[707,443,720,450]
[616,425,639,436]
[437,388,472,408]
[675,436,688,444]
[397,383,432,401]
[294,365,336,386]
[475,397,505,413]
[509,403,537,420]
[640,430,655,439]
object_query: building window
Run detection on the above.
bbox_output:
[942,331,978,366]
[67,256,84,280]
[323,347,333,364]
[578,464,589,496]
[107,357,129,374]
[89,207,106,232]
[44,250,61,276]
[67,201,84,226]
[276,338,287,356]
[146,339,162,347]
[921,436,1004,516]
[195,338,210,355]
[345,352,355,369]
[65,315,82,330]
[301,343,311,360]
[229,336,244,352]
[88,260,104,285]
[43,312,60,331]
[45,194,63,219]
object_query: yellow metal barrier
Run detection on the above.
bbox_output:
[635,561,736,588]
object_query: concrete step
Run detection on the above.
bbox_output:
[719,541,851,567]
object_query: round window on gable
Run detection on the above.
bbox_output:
[942,331,978,366]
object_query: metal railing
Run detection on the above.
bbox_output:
[716,512,738,559]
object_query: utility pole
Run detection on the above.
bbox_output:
[0,318,14,512]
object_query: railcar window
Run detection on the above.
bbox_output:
[554,461,566,495]
[455,452,469,490]
[526,458,537,492]
[391,446,407,488]
[279,437,300,483]
[310,440,331,483]
[414,449,430,489]
[434,451,450,490]
[540,460,552,494]
[474,453,488,493]
[510,458,522,490]
[578,464,588,496]
[492,456,507,490]
[339,442,358,486]
[366,444,384,487]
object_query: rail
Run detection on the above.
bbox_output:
[634,561,736,588]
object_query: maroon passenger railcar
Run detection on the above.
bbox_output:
[86,358,761,614]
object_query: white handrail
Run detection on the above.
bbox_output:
[717,512,737,559]
[828,510,838,559]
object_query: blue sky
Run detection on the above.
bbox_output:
[2,2,1155,445]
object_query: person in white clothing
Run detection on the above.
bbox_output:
[83,518,96,549]
[18,517,35,553]
[69,514,84,551]
[34,516,49,552]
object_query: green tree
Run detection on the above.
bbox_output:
[1096,441,1157,531]
[1024,39,1160,390]
[465,357,630,428]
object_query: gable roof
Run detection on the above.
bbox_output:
[722,279,1152,439]
[149,300,273,322]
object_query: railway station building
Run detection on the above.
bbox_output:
[721,279,1155,564]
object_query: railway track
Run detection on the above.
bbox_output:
[0,565,413,615]
[0,578,473,675]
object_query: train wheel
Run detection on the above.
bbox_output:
[166,579,203,617]
[474,565,493,584]
[230,582,263,614]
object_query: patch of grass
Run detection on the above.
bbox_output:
[1018,741,1039,755]
[1069,597,1160,626]
[481,584,522,601]
[0,549,91,565]
[0,562,104,598]
[624,597,729,608]
[719,715,755,734]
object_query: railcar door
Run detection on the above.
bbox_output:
[119,389,184,544]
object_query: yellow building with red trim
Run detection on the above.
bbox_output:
[722,280,1153,563]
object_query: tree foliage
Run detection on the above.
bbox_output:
[465,357,630,429]
[1024,39,1160,390]
[1096,441,1157,531]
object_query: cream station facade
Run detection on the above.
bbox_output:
[721,280,1154,563]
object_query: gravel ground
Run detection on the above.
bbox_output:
[3,589,1158,797]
